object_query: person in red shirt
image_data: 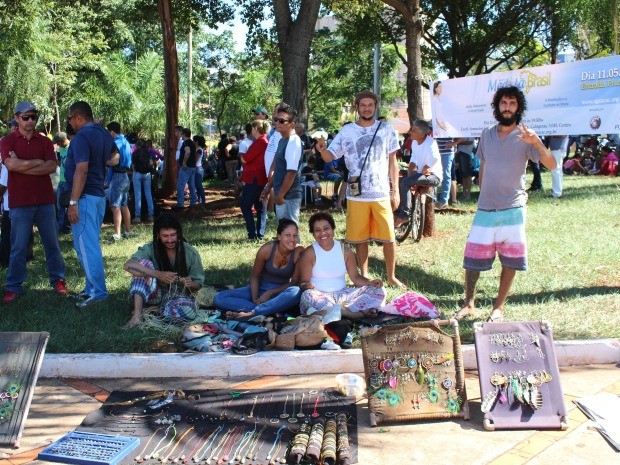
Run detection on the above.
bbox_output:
[240,119,270,240]
[0,101,67,303]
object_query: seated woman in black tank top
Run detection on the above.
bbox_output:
[213,219,304,320]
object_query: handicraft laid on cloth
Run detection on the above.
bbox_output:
[0,332,50,448]
[75,388,359,465]
[473,320,569,431]
[361,321,469,426]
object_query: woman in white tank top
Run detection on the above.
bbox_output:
[298,212,386,320]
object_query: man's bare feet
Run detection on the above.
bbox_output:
[387,278,407,290]
[225,311,253,320]
[454,305,475,320]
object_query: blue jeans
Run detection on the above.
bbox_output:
[7,204,65,293]
[132,172,154,217]
[438,153,454,204]
[241,179,266,239]
[195,168,205,203]
[72,195,108,299]
[213,283,301,316]
[397,173,440,215]
[275,197,302,226]
[56,181,70,231]
[177,167,197,206]
[109,172,130,207]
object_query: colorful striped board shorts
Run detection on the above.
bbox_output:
[463,207,527,271]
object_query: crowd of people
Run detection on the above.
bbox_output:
[0,87,617,337]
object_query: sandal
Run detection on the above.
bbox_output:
[487,309,504,322]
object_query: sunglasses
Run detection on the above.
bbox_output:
[19,114,38,121]
[273,117,290,124]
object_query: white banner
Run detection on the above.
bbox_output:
[430,55,620,137]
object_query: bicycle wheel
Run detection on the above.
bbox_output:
[395,210,413,243]
[411,193,425,242]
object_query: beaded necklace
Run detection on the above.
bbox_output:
[162,426,194,463]
[218,426,242,463]
[266,425,286,461]
[134,427,163,462]
[147,425,176,460]
[195,425,224,462]
[205,427,233,463]
[243,425,267,463]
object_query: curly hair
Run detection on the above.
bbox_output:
[308,212,336,234]
[491,86,527,125]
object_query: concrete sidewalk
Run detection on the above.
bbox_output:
[1,364,618,465]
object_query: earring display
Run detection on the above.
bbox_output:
[473,321,569,431]
[0,332,50,448]
[361,321,469,426]
[65,388,359,465]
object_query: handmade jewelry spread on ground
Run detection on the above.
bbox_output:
[76,388,358,465]
[0,332,49,447]
[361,322,470,425]
[473,321,568,430]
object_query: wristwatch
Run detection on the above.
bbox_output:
[69,200,78,206]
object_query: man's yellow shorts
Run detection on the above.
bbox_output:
[345,199,395,243]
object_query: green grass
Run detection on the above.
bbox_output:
[1,173,618,353]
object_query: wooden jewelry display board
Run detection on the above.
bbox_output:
[0,332,49,447]
[473,321,569,431]
[361,320,469,426]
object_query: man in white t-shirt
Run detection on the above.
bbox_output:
[315,90,403,288]
[261,103,303,225]
[394,119,442,226]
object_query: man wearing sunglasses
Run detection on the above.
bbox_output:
[261,103,303,225]
[0,101,67,303]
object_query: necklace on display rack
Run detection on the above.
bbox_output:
[297,392,306,418]
[288,393,298,423]
[280,394,290,419]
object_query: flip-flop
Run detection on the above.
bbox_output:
[487,309,504,322]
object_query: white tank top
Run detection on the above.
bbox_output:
[311,240,347,293]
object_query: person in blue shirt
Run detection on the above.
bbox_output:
[65,102,119,308]
[106,122,133,242]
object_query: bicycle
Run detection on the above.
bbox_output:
[395,184,434,243]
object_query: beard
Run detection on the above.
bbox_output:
[495,110,522,126]
[359,114,374,122]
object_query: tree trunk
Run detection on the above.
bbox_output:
[381,0,423,125]
[158,0,180,197]
[273,0,322,124]
[403,12,423,124]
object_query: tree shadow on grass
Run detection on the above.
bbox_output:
[367,254,462,296]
